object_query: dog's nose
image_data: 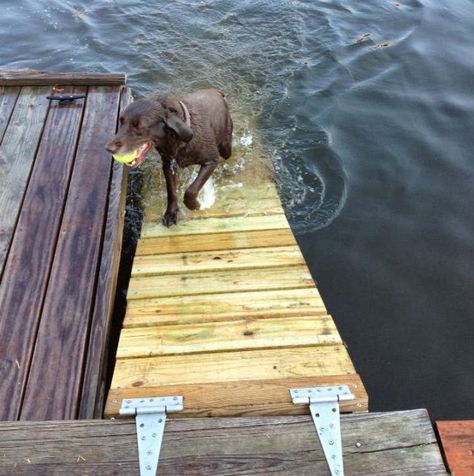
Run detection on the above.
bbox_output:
[106,141,122,154]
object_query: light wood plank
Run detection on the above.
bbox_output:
[144,181,282,222]
[141,213,290,238]
[110,345,356,389]
[0,87,50,272]
[106,374,367,417]
[0,86,20,143]
[136,227,297,255]
[0,87,86,420]
[124,287,328,327]
[0,70,126,86]
[117,315,341,358]
[20,87,122,421]
[127,264,314,300]
[132,245,305,276]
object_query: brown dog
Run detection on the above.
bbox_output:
[106,88,233,226]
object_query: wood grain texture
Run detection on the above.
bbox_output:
[110,344,356,389]
[136,227,297,255]
[128,264,314,300]
[20,87,122,421]
[0,86,50,273]
[144,181,282,222]
[106,374,367,417]
[141,213,290,238]
[0,86,20,143]
[117,315,341,358]
[78,87,132,419]
[0,87,86,421]
[437,420,474,476]
[132,245,305,276]
[0,69,126,86]
[124,287,327,327]
[0,410,446,475]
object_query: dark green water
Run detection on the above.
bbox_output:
[1,0,473,420]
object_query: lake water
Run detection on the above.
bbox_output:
[1,0,473,420]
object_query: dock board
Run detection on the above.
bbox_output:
[105,128,367,417]
[437,420,474,476]
[0,409,447,475]
[0,71,129,420]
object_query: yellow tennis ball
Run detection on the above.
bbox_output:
[113,150,138,164]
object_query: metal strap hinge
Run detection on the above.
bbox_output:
[290,385,354,476]
[120,396,183,476]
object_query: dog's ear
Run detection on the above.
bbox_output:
[163,112,193,142]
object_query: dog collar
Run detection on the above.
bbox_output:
[178,100,191,129]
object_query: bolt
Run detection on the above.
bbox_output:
[329,440,334,445]
[146,465,151,471]
[141,436,146,441]
[356,442,362,448]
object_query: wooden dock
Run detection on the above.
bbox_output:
[0,71,130,420]
[0,409,447,475]
[437,420,474,476]
[0,70,450,475]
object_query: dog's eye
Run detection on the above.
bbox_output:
[168,107,177,114]
[131,119,140,128]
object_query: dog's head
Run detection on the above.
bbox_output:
[106,98,193,167]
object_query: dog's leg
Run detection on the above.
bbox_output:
[184,161,217,210]
[162,158,179,226]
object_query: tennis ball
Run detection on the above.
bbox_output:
[113,150,138,164]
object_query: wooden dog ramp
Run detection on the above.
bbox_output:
[105,149,368,418]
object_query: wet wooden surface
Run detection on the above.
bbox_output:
[106,126,368,418]
[437,420,474,476]
[0,409,447,475]
[0,72,129,420]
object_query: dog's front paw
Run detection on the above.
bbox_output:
[162,210,178,227]
[184,191,200,211]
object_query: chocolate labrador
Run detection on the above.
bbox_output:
[106,88,233,226]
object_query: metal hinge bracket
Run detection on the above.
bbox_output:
[120,396,183,476]
[290,385,354,476]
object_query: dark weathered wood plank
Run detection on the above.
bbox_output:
[0,87,50,274]
[437,420,474,476]
[0,87,86,421]
[0,410,447,475]
[78,87,132,419]
[19,87,122,421]
[0,70,126,86]
[0,86,20,144]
